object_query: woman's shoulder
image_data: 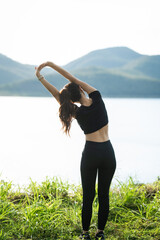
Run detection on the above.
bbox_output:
[88,90,102,100]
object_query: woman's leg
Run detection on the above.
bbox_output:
[97,141,116,230]
[80,145,97,231]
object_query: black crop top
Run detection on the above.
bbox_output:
[75,91,108,134]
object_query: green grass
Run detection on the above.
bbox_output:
[0,177,160,240]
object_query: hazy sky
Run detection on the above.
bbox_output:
[0,0,160,65]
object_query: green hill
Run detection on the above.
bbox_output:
[122,55,160,79]
[0,47,160,97]
[65,47,141,70]
[0,53,52,85]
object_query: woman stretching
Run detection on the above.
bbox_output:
[35,62,116,240]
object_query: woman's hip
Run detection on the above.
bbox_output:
[81,140,116,165]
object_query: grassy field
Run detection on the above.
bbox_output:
[0,177,160,240]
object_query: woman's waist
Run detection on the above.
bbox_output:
[85,124,109,142]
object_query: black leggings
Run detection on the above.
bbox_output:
[80,140,116,231]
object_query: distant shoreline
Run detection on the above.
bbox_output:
[0,94,160,98]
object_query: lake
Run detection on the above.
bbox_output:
[0,96,160,187]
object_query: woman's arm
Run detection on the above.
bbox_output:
[46,61,97,94]
[35,66,60,103]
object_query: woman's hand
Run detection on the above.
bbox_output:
[35,62,47,78]
[35,66,41,78]
[37,62,47,71]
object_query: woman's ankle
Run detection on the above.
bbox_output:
[96,229,104,234]
[83,230,89,234]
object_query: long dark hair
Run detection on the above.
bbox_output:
[59,82,81,135]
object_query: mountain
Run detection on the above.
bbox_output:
[0,47,160,97]
[0,53,52,85]
[65,47,141,70]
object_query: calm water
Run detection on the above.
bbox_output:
[0,96,160,187]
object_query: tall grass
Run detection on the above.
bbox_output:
[0,177,160,239]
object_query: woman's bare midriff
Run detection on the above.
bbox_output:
[85,124,109,142]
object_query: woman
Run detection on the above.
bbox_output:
[35,61,116,240]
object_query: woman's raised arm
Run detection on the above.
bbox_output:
[35,65,60,103]
[46,61,96,94]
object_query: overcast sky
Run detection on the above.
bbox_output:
[0,0,160,65]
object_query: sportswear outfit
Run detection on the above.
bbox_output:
[75,91,116,232]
